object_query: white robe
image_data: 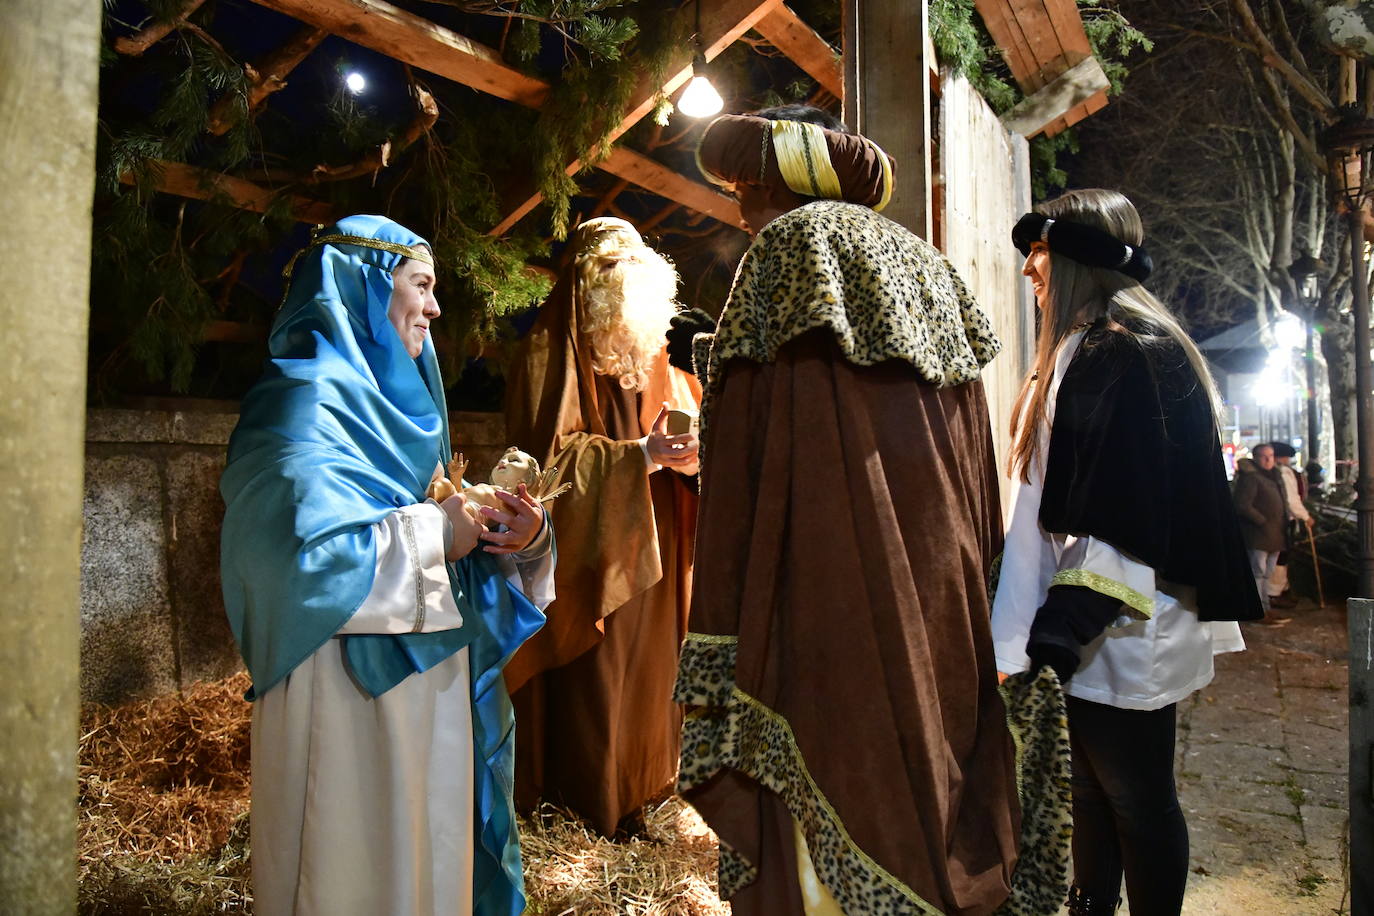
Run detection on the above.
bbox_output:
[991,331,1244,711]
[251,503,555,916]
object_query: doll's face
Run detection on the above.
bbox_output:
[491,448,538,488]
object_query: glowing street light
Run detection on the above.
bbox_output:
[1273,312,1305,350]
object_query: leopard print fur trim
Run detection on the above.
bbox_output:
[699,200,1002,452]
[676,634,1073,916]
[994,668,1073,916]
[676,633,945,915]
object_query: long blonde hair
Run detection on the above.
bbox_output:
[1009,189,1222,481]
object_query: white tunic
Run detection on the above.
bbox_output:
[990,331,1243,711]
[251,503,555,916]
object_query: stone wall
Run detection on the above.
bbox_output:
[81,407,507,705]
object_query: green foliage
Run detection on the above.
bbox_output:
[929,0,1149,196]
[930,0,1016,112]
[530,7,684,238]
[1029,130,1080,198]
[1024,2,1151,198]
[1080,0,1153,95]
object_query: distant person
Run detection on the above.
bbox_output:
[676,106,1021,915]
[1234,444,1289,623]
[1266,441,1312,609]
[220,216,554,916]
[991,189,1261,916]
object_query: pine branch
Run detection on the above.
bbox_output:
[113,0,207,56]
[206,25,327,136]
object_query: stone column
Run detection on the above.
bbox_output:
[0,1,101,911]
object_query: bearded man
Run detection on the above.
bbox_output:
[503,217,701,836]
[672,107,1039,916]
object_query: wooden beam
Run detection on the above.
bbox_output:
[121,160,336,224]
[1000,55,1110,137]
[113,0,208,55]
[754,4,842,98]
[207,24,328,135]
[843,0,933,240]
[598,147,743,229]
[488,0,778,236]
[246,0,549,108]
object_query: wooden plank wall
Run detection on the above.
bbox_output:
[940,71,1033,510]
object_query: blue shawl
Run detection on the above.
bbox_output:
[219,215,541,915]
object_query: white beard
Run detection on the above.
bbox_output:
[579,247,681,391]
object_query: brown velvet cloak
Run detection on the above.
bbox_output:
[674,201,1028,915]
[676,331,1020,915]
[502,270,701,835]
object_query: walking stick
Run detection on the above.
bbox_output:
[1307,523,1326,608]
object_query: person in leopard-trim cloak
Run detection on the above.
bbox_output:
[992,190,1263,916]
[669,105,1024,916]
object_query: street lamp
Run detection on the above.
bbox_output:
[1288,251,1326,476]
[1321,105,1374,598]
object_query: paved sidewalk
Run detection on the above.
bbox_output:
[1152,598,1352,914]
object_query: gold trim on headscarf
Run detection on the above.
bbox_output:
[772,120,843,201]
[281,231,434,282]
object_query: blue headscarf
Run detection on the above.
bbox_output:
[220,215,541,915]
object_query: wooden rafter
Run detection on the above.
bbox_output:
[247,0,550,107]
[121,160,336,224]
[488,0,776,235]
[753,5,841,99]
[207,24,328,135]
[250,0,744,232]
[973,0,1104,137]
[114,0,209,55]
[599,147,740,227]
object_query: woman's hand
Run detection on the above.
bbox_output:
[646,404,699,470]
[439,493,484,562]
[478,484,545,555]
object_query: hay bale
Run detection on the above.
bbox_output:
[79,672,254,914]
[519,798,729,915]
[77,671,731,915]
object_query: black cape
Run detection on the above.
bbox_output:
[1040,324,1263,622]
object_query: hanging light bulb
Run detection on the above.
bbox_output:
[679,53,723,118]
[678,7,722,121]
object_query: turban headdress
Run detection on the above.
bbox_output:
[695,114,895,212]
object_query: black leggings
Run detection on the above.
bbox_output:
[1067,696,1189,916]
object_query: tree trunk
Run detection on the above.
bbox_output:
[1320,308,1357,479]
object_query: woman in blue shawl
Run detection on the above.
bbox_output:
[220,215,552,916]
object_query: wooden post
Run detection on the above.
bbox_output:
[1352,598,1374,915]
[0,0,100,911]
[841,0,933,239]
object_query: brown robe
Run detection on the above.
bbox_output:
[503,272,701,835]
[676,330,1020,915]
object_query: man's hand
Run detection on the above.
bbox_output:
[439,493,484,562]
[646,404,699,470]
[478,484,545,555]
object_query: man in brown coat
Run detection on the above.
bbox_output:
[1233,443,1287,618]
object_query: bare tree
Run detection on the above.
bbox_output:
[1074,0,1357,466]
